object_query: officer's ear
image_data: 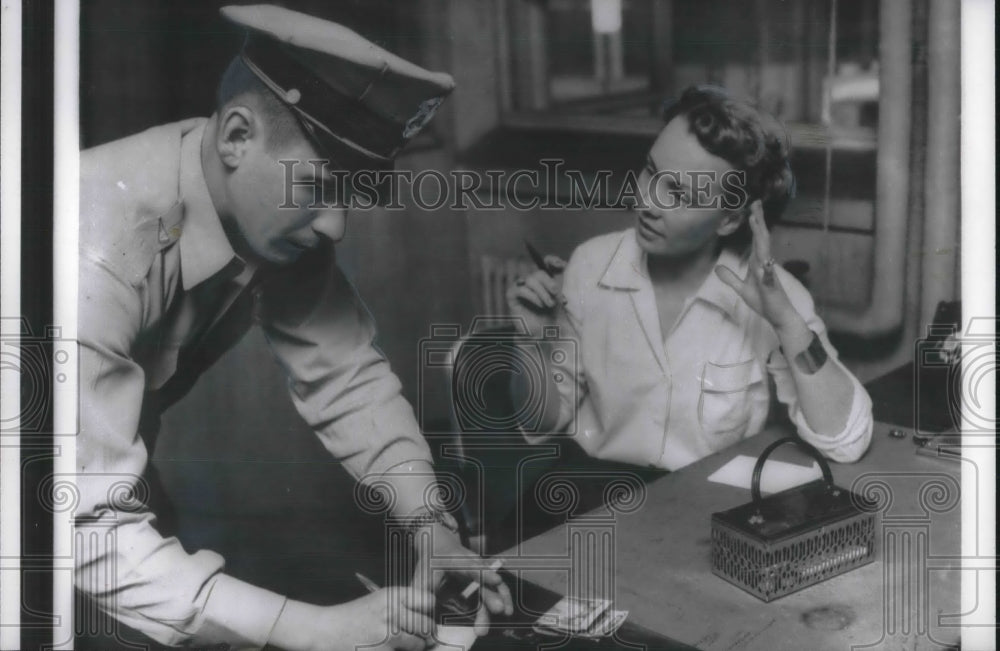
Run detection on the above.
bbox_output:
[216,106,259,169]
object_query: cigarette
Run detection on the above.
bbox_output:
[762,258,776,287]
[460,559,504,599]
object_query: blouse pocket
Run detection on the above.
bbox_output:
[698,358,764,441]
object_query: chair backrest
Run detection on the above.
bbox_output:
[446,322,522,435]
[479,255,536,316]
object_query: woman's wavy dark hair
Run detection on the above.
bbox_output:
[662,85,795,252]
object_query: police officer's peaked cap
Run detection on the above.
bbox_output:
[220,4,455,171]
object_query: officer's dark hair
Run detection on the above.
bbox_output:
[661,85,795,253]
[216,56,305,149]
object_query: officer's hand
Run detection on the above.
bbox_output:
[269,590,436,651]
[505,255,567,337]
[413,524,513,633]
[332,587,437,650]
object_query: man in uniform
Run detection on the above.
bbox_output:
[77,5,511,649]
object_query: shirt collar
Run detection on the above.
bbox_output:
[598,229,648,291]
[177,120,247,290]
[599,228,748,321]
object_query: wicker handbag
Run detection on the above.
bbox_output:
[711,437,878,601]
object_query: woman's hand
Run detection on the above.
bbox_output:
[505,255,567,337]
[714,200,805,335]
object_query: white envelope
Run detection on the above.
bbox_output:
[707,454,823,494]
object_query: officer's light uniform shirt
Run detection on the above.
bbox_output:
[533,229,873,470]
[78,118,432,648]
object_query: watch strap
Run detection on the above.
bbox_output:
[784,330,828,375]
[403,506,460,535]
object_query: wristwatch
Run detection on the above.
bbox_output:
[782,330,828,375]
[402,506,461,536]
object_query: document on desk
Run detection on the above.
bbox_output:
[430,624,478,650]
[532,596,628,639]
[707,455,823,494]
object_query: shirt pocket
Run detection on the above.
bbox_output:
[698,358,764,442]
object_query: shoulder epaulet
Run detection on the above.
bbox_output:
[127,201,185,283]
[80,123,187,286]
[83,201,185,287]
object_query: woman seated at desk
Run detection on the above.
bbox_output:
[507,85,873,472]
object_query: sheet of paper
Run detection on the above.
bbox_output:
[429,625,479,650]
[428,606,487,650]
[707,454,823,494]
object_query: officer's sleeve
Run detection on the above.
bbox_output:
[77,255,287,649]
[764,267,874,462]
[256,246,433,482]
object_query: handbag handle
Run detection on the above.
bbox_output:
[751,437,834,503]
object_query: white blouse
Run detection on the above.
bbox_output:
[526,228,873,471]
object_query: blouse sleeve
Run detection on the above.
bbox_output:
[765,269,874,462]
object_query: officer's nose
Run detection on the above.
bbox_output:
[312,205,347,243]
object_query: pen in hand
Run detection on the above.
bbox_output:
[357,571,439,641]
[522,239,568,310]
[524,239,553,278]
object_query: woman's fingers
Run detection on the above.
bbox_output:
[715,265,760,313]
[523,273,556,308]
[748,200,771,264]
[714,265,745,295]
[508,283,547,311]
[512,285,550,311]
[745,201,780,289]
[543,254,567,273]
[507,270,561,311]
[537,271,562,296]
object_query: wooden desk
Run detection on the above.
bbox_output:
[498,422,963,650]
